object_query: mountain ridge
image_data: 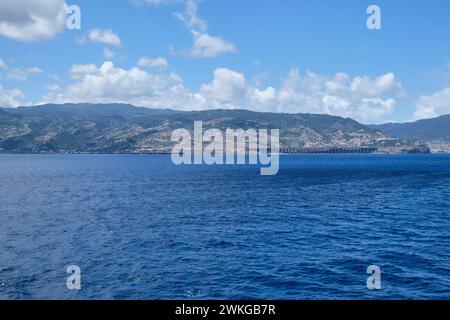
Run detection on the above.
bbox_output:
[372,115,450,153]
[0,103,430,154]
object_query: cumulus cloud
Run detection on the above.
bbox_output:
[0,86,23,107]
[88,29,122,47]
[42,61,198,109]
[249,86,277,108]
[414,86,450,120]
[350,73,403,97]
[42,62,403,123]
[137,57,168,69]
[0,0,68,42]
[274,69,402,123]
[200,68,246,106]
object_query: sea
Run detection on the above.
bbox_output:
[0,154,449,299]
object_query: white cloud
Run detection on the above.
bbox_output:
[42,62,404,123]
[133,0,236,58]
[6,67,43,81]
[275,69,402,123]
[249,87,277,108]
[137,56,168,69]
[173,0,207,32]
[277,69,323,113]
[88,29,122,47]
[158,0,236,58]
[0,86,23,107]
[350,73,403,97]
[200,68,246,106]
[414,86,450,120]
[43,61,197,109]
[103,48,115,59]
[184,31,237,58]
[0,0,67,42]
[46,83,61,92]
[69,64,98,79]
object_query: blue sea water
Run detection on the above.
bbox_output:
[0,154,449,300]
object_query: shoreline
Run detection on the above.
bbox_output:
[0,152,447,156]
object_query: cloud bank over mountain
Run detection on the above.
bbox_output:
[41,61,403,124]
[0,0,449,124]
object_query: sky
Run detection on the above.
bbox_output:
[0,0,449,124]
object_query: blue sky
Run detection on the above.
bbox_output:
[0,0,449,123]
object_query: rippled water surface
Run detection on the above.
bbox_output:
[0,154,449,299]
